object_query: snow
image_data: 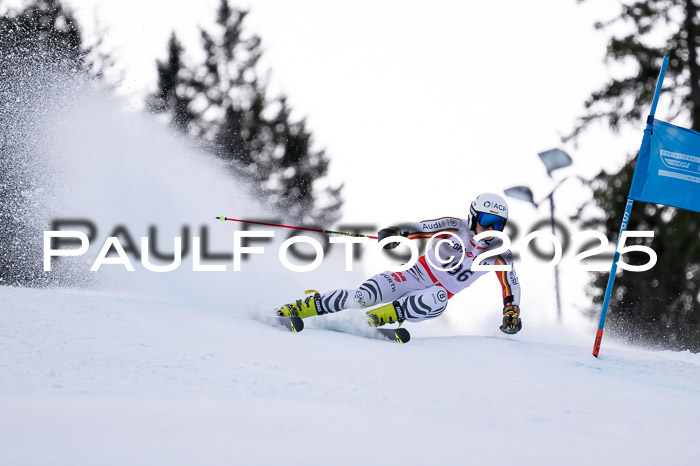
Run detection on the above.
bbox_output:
[2,285,700,465]
[2,68,700,466]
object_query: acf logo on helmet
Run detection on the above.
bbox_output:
[483,201,506,212]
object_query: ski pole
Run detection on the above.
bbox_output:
[216,216,378,239]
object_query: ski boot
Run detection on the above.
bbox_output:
[365,301,405,327]
[276,289,322,319]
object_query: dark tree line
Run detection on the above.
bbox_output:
[572,0,700,351]
[147,0,342,226]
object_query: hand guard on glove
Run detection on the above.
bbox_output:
[500,304,522,335]
[377,226,405,249]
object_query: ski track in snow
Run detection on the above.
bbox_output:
[1,286,700,466]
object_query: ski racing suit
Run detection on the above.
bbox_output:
[316,217,521,322]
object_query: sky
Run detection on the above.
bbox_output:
[4,0,656,321]
[47,0,637,226]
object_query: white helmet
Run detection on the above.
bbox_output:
[468,192,509,232]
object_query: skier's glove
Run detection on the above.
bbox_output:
[378,226,405,249]
[500,304,522,335]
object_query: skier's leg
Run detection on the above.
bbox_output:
[395,285,449,322]
[276,262,437,320]
[276,279,392,319]
[365,284,449,326]
[318,267,431,314]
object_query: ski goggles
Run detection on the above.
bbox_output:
[476,212,506,231]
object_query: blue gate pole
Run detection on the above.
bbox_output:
[592,199,633,357]
[592,56,668,357]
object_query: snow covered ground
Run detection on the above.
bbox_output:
[2,285,700,466]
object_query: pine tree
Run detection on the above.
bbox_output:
[148,0,342,225]
[571,0,700,137]
[147,33,197,133]
[572,0,700,350]
[0,0,84,66]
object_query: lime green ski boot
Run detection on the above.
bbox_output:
[276,290,322,319]
[365,301,405,327]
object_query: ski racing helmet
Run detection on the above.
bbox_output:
[468,193,509,232]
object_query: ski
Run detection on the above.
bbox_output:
[277,316,304,333]
[373,327,411,343]
[276,315,410,344]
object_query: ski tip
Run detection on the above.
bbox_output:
[277,315,304,333]
[396,329,411,343]
[375,327,410,343]
[291,318,304,332]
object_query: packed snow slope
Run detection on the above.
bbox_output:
[3,70,700,466]
[2,285,700,466]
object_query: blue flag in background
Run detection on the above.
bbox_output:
[629,120,700,213]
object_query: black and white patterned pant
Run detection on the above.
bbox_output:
[317,260,450,322]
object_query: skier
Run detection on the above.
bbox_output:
[275,192,522,335]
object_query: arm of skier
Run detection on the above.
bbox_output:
[377,217,462,249]
[494,252,523,334]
